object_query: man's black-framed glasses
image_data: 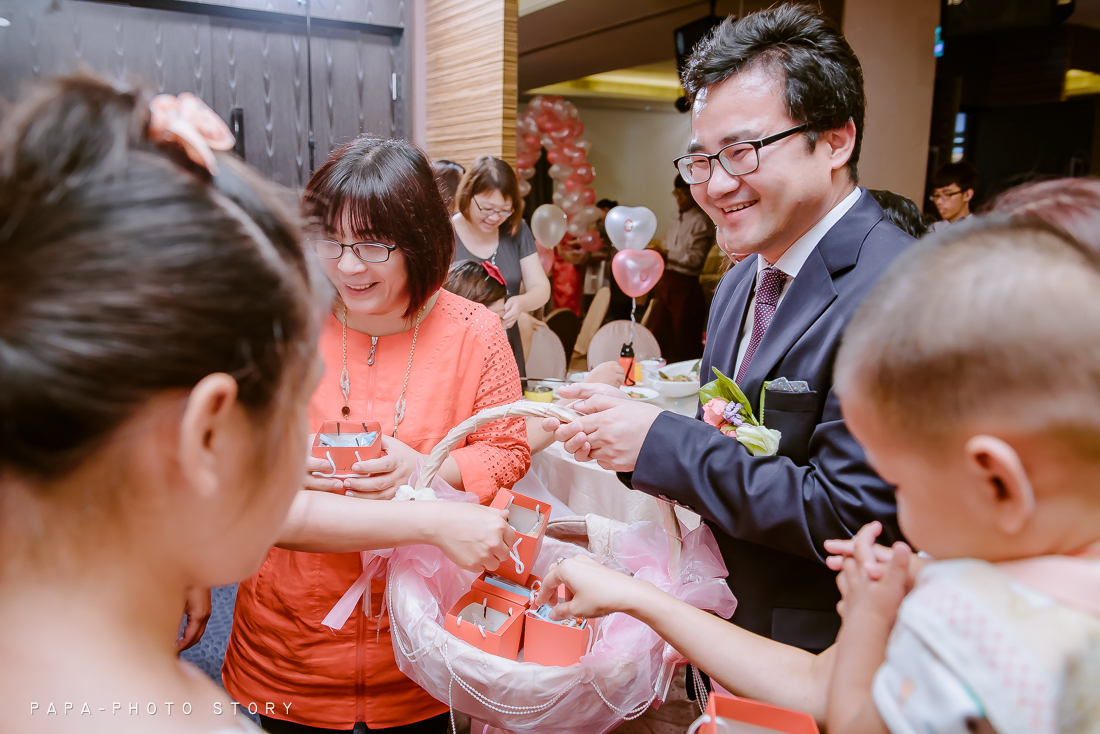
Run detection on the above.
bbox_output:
[308,239,398,264]
[673,123,809,184]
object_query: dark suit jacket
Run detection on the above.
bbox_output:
[629,190,912,652]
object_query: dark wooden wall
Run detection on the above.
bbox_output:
[0,0,410,189]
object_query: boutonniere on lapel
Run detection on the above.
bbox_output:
[699,368,782,456]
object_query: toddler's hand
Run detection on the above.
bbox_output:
[824,521,924,585]
[835,523,912,623]
[585,360,625,387]
[534,555,643,620]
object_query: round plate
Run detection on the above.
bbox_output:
[619,385,659,401]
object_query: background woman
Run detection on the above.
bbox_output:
[0,74,319,733]
[452,155,551,376]
[224,137,531,734]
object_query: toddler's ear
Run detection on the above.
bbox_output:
[964,435,1036,535]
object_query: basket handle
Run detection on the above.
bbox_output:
[414,400,582,491]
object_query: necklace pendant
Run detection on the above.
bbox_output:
[366,336,378,366]
[339,367,350,402]
[394,395,406,427]
[341,405,350,419]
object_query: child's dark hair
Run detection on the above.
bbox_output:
[0,73,319,480]
[443,260,507,306]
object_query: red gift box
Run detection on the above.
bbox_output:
[489,489,549,586]
[696,693,819,734]
[311,420,382,478]
[523,586,592,667]
[444,573,538,660]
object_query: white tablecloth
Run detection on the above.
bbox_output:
[527,392,700,529]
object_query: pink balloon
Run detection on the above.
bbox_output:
[563,173,585,192]
[523,134,541,151]
[536,243,555,274]
[574,163,595,184]
[577,229,603,252]
[568,119,585,138]
[515,150,538,170]
[580,187,597,206]
[549,126,573,144]
[536,113,563,134]
[546,146,566,165]
[561,144,586,167]
[612,249,664,298]
[541,95,562,111]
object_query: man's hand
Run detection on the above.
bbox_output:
[834,522,912,621]
[540,384,663,471]
[177,586,211,653]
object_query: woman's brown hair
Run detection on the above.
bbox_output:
[455,155,523,236]
[0,73,319,480]
[303,137,454,318]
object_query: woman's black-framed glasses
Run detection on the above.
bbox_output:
[308,239,397,264]
[673,124,809,184]
[474,198,513,219]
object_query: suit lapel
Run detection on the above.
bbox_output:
[740,247,837,412]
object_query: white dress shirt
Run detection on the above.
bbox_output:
[733,187,862,378]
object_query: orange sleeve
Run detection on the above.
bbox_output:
[449,317,530,503]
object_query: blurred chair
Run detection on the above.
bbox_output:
[573,286,610,360]
[544,308,582,359]
[525,325,568,380]
[587,320,660,370]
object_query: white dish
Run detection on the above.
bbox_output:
[619,385,659,402]
[653,359,701,399]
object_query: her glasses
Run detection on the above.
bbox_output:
[673,124,808,185]
[474,198,513,219]
[309,239,397,263]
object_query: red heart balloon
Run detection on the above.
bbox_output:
[612,249,664,298]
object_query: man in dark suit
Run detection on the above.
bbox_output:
[545,5,912,654]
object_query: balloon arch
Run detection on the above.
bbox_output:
[515,95,603,256]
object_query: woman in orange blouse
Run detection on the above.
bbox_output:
[223,138,531,732]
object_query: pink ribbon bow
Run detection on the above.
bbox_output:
[148,93,235,175]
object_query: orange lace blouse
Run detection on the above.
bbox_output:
[223,290,529,729]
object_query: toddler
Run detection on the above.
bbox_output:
[536,217,1100,732]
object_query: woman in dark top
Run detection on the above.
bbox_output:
[452,155,551,376]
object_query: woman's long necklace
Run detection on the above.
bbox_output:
[339,303,424,439]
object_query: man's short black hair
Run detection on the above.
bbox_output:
[596,198,619,210]
[932,162,978,193]
[682,3,866,183]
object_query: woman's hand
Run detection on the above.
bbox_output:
[343,435,425,500]
[304,455,345,492]
[502,297,523,329]
[534,555,648,620]
[424,502,516,573]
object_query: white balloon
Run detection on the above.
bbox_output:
[561,190,584,214]
[530,204,568,248]
[548,163,574,181]
[519,166,536,180]
[528,96,544,116]
[518,178,532,198]
[574,138,592,152]
[540,134,556,149]
[579,204,603,224]
[552,99,569,120]
[564,100,579,118]
[552,190,565,207]
[567,217,587,237]
[605,206,658,250]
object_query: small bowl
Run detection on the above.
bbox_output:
[653,359,701,399]
[619,385,659,402]
[524,385,554,402]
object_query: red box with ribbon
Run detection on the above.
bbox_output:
[444,572,539,660]
[489,489,549,586]
[311,420,382,478]
[523,585,593,667]
[695,693,820,733]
